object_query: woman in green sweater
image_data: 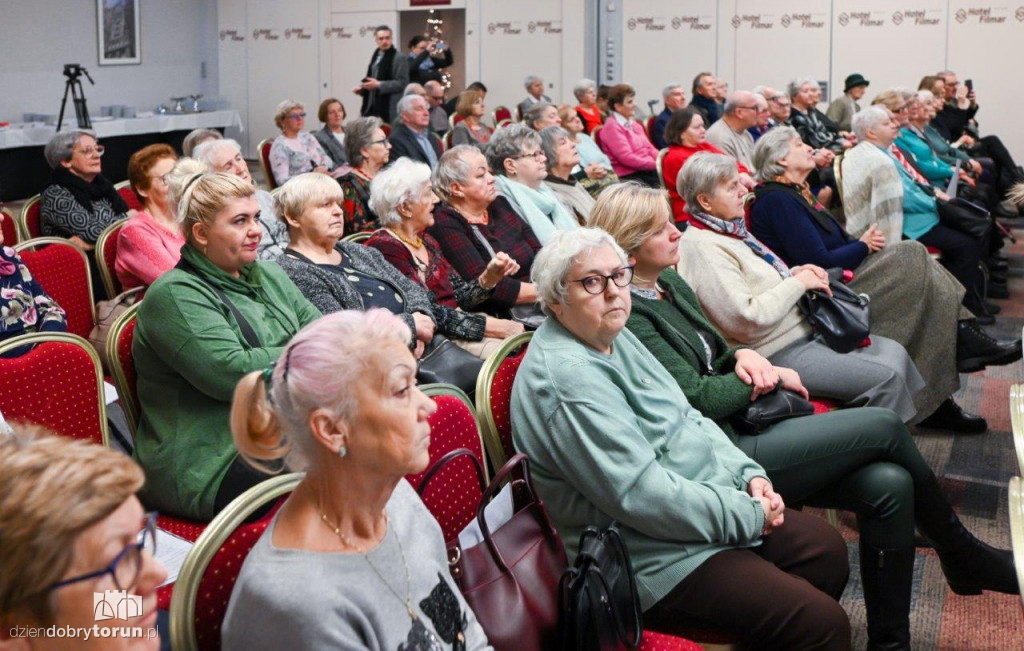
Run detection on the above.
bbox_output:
[133,170,321,522]
[589,182,1017,649]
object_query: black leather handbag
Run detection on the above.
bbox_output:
[936,197,990,239]
[559,522,642,651]
[417,334,483,395]
[798,270,870,354]
[731,385,815,434]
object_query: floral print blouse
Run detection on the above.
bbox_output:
[0,245,67,355]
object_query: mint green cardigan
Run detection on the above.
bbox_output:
[133,245,321,521]
[510,318,767,610]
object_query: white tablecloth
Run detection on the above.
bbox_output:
[0,110,243,150]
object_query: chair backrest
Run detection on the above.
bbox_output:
[257,138,277,190]
[0,332,108,446]
[492,105,513,125]
[450,113,465,129]
[1011,385,1024,477]
[380,123,392,137]
[114,180,143,211]
[95,218,128,298]
[443,129,455,150]
[644,115,658,142]
[495,118,513,130]
[0,207,17,246]
[18,194,42,240]
[475,331,533,467]
[407,384,490,541]
[592,125,606,153]
[431,131,445,153]
[833,153,844,204]
[341,231,372,244]
[107,303,141,436]
[656,148,669,190]
[1008,476,1024,616]
[170,473,301,651]
[15,238,96,338]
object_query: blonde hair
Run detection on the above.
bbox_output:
[274,173,344,231]
[231,310,412,472]
[0,424,144,626]
[177,171,256,243]
[587,182,671,253]
[870,89,904,113]
[166,157,208,226]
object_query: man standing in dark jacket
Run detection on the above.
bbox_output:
[352,26,409,122]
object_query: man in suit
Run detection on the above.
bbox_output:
[408,35,454,85]
[517,75,551,120]
[826,73,869,133]
[352,25,409,123]
[388,95,442,168]
[688,72,721,125]
[652,83,686,149]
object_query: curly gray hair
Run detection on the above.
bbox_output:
[485,124,541,177]
[369,158,433,228]
[431,145,482,202]
[531,227,628,316]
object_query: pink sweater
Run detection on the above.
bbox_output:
[599,116,659,178]
[115,211,186,290]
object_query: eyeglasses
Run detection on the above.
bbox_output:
[76,145,106,157]
[369,137,390,146]
[894,104,909,113]
[570,265,634,295]
[513,150,546,161]
[48,512,158,593]
[286,112,307,120]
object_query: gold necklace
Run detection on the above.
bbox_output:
[388,228,424,249]
[451,204,489,225]
[318,506,418,622]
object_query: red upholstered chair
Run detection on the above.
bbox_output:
[450,112,465,130]
[381,123,392,137]
[492,105,513,125]
[1,207,19,245]
[406,384,489,542]
[15,238,96,339]
[431,131,445,153]
[114,180,143,211]
[105,303,141,435]
[495,118,513,130]
[0,333,108,445]
[169,474,299,650]
[95,218,127,298]
[640,631,705,651]
[645,115,658,143]
[18,194,42,240]
[257,138,277,190]
[656,148,669,190]
[475,331,532,467]
[592,124,606,154]
[443,129,455,150]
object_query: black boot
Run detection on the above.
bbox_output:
[859,544,914,650]
[913,473,1018,595]
[956,319,1023,373]
[917,398,988,433]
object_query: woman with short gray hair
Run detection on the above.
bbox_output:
[517,74,551,119]
[540,126,594,224]
[337,116,392,232]
[789,79,849,153]
[268,99,341,185]
[488,124,578,244]
[523,102,560,131]
[573,77,604,134]
[513,227,853,649]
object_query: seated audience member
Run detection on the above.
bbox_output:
[193,139,290,259]
[894,92,959,186]
[660,107,754,224]
[511,227,852,648]
[388,95,442,168]
[600,84,660,188]
[557,104,618,197]
[221,311,491,649]
[0,427,169,648]
[573,78,605,134]
[314,98,349,169]
[705,91,760,171]
[843,106,990,317]
[589,187,1019,647]
[826,73,869,133]
[442,80,486,116]
[407,34,453,86]
[428,146,541,316]
[747,93,772,141]
[424,81,450,135]
[269,100,341,184]
[402,82,427,99]
[596,84,612,116]
[181,128,222,157]
[918,90,984,173]
[0,232,66,357]
[688,72,722,125]
[789,78,849,153]
[517,74,551,119]
[763,87,792,128]
[450,89,493,150]
[338,117,392,232]
[933,70,978,144]
[116,144,184,290]
[652,83,687,149]
[749,128,1019,429]
[275,173,437,356]
[523,102,561,131]
[540,126,595,224]
[487,124,578,243]
[366,160,524,358]
[676,152,925,421]
[133,172,320,521]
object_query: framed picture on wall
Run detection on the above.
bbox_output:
[96,0,141,65]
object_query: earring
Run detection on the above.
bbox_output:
[338,445,347,459]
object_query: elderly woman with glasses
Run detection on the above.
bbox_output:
[269,99,342,185]
[222,310,491,649]
[511,227,852,649]
[366,159,524,358]
[338,117,393,233]
[0,426,167,650]
[539,126,595,224]
[487,124,578,244]
[116,144,182,290]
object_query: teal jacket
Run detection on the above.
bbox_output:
[923,124,969,165]
[510,318,767,610]
[882,146,940,240]
[133,245,321,521]
[896,127,954,184]
[626,270,752,439]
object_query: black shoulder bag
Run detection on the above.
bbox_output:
[798,267,870,354]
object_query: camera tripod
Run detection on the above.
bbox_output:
[57,64,95,130]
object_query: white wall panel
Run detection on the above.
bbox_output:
[217,0,249,148]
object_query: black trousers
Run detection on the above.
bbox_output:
[917,223,986,312]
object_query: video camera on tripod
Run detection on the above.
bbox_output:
[58,63,95,130]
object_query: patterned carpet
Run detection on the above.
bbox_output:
[819,226,1024,650]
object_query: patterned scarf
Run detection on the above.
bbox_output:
[689,211,791,278]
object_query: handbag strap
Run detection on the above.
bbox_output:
[176,258,262,348]
[468,224,498,258]
[417,448,488,497]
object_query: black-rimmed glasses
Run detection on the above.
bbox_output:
[570,265,634,295]
[370,137,390,146]
[48,512,158,593]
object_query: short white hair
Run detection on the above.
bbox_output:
[753,127,800,183]
[531,228,628,316]
[274,172,344,227]
[398,94,427,116]
[524,75,543,89]
[573,78,596,100]
[678,152,738,211]
[193,138,242,169]
[852,106,890,141]
[662,83,683,99]
[369,158,433,228]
